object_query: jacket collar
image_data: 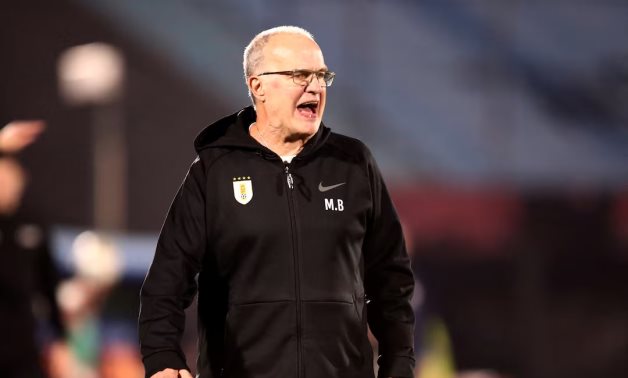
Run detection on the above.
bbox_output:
[194,106,330,159]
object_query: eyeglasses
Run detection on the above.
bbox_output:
[257,69,335,87]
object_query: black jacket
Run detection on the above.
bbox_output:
[139,106,415,378]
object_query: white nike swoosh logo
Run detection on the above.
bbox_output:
[318,182,346,192]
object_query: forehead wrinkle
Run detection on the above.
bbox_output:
[265,53,326,71]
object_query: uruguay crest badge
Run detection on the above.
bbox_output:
[233,176,253,205]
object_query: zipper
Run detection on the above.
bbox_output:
[284,163,302,377]
[285,165,294,189]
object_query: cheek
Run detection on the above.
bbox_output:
[268,80,281,91]
[265,85,302,116]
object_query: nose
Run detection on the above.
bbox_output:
[304,74,325,93]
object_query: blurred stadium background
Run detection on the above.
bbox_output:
[1,0,627,377]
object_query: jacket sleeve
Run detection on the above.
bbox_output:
[362,149,415,378]
[139,157,207,377]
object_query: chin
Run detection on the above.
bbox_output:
[289,116,319,134]
[300,120,321,135]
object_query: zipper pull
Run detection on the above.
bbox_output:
[285,165,294,189]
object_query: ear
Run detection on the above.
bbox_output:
[248,76,265,102]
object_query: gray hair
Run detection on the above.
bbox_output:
[243,26,315,103]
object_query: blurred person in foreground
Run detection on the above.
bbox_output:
[139,26,415,378]
[0,120,68,378]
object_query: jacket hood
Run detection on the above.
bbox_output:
[194,106,331,158]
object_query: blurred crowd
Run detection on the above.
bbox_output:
[0,120,142,378]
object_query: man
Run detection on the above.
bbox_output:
[0,120,68,378]
[139,26,415,378]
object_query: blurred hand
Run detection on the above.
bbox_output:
[150,368,193,378]
[179,370,194,378]
[45,341,72,378]
[0,120,45,153]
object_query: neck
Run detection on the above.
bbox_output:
[251,121,309,157]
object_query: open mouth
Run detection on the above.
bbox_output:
[296,100,319,119]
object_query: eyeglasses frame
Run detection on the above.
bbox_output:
[256,69,335,87]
